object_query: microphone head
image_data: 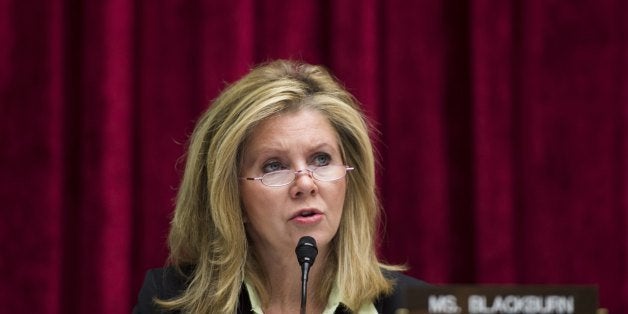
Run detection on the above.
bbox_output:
[295,236,318,266]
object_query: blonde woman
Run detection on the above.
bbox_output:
[133,60,424,313]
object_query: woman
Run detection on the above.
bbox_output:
[134,60,424,313]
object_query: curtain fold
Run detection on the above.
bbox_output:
[470,0,518,281]
[1,0,626,312]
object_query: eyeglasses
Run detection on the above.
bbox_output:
[243,165,355,187]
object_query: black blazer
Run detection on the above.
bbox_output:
[133,267,426,313]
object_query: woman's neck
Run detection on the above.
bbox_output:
[256,246,329,313]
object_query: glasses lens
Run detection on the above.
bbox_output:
[313,165,346,181]
[262,170,293,186]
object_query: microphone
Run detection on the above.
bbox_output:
[295,236,318,314]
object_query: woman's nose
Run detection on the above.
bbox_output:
[290,169,318,197]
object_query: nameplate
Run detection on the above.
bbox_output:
[396,285,598,314]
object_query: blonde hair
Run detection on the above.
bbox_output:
[159,60,399,313]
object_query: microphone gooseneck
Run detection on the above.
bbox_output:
[295,236,318,314]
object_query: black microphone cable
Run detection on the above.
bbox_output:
[295,236,318,314]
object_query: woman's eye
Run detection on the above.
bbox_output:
[262,161,284,173]
[312,153,331,167]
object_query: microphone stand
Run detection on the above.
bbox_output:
[300,261,311,314]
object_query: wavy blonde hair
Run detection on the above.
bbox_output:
[158,60,399,313]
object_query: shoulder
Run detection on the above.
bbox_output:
[133,266,252,313]
[374,270,427,314]
[133,266,192,313]
[384,269,426,288]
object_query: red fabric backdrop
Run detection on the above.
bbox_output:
[1,0,626,312]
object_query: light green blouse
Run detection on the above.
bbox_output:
[245,280,378,314]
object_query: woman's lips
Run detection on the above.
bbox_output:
[290,209,323,224]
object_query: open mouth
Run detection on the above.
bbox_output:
[291,209,322,221]
[299,211,316,217]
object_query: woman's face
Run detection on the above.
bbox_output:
[239,109,347,257]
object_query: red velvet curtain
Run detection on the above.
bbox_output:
[1,0,626,312]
